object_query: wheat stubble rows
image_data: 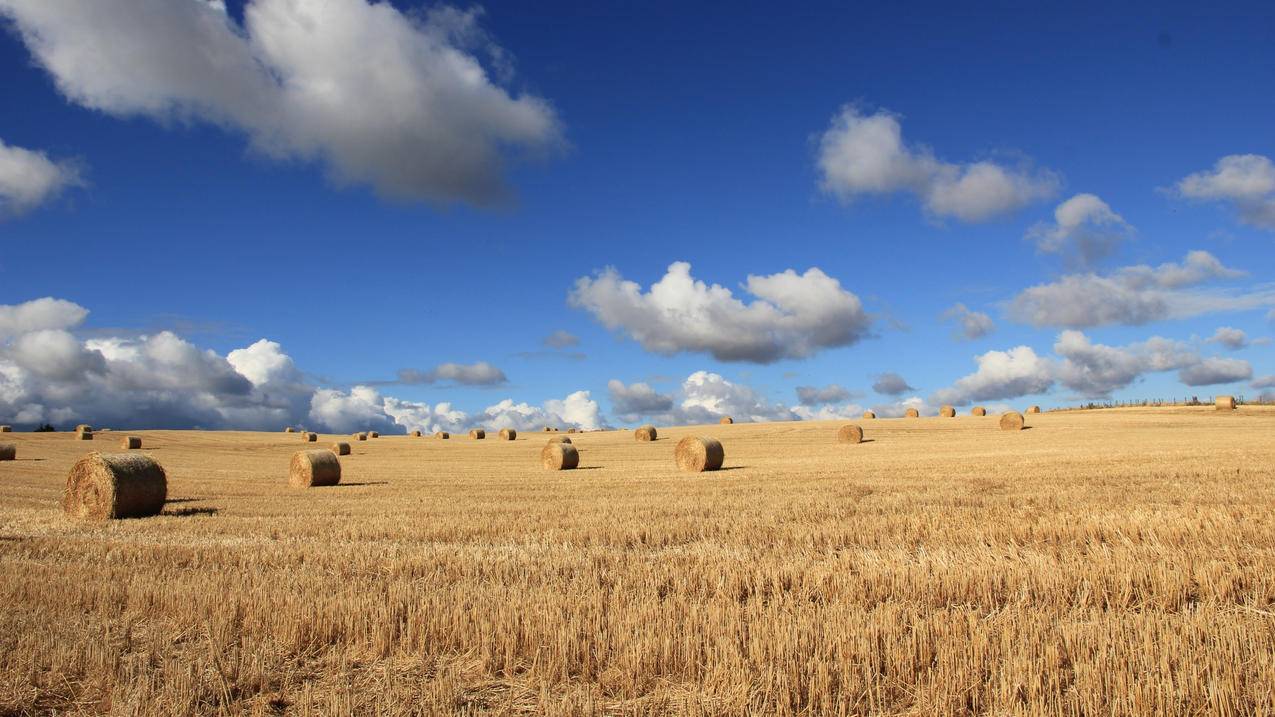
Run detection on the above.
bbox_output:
[1,408,1273,715]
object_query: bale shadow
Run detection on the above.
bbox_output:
[14,458,47,462]
[573,466,603,471]
[164,507,219,517]
[165,497,205,504]
[336,481,389,487]
[1022,426,1034,431]
[716,466,749,471]
[858,439,876,444]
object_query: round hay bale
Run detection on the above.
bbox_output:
[1027,406,1041,414]
[675,436,724,473]
[836,425,864,444]
[62,453,167,519]
[904,408,919,418]
[971,406,986,416]
[499,428,517,440]
[354,432,367,441]
[634,425,657,442]
[0,425,11,432]
[284,427,296,433]
[939,405,956,418]
[121,436,141,450]
[77,430,94,440]
[0,443,14,461]
[331,442,351,456]
[469,429,486,440]
[368,431,380,438]
[541,442,579,470]
[719,416,733,425]
[548,436,572,444]
[410,430,423,437]
[999,411,1025,431]
[542,426,553,432]
[861,411,875,419]
[566,428,578,434]
[75,424,92,433]
[289,449,341,488]
[433,432,450,440]
[1216,395,1236,411]
[303,432,318,442]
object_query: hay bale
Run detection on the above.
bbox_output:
[971,406,986,416]
[861,411,875,419]
[675,436,724,472]
[121,436,142,450]
[634,425,658,442]
[836,425,863,444]
[289,449,341,488]
[331,442,351,456]
[499,428,517,440]
[410,430,423,437]
[904,408,919,418]
[719,416,733,425]
[1027,406,1041,414]
[0,443,14,461]
[999,411,1025,431]
[469,429,486,440]
[548,436,572,444]
[62,453,167,519]
[75,424,92,433]
[542,426,553,432]
[77,430,94,441]
[566,428,578,434]
[368,431,380,438]
[354,432,367,441]
[939,405,956,418]
[0,425,11,432]
[434,432,450,440]
[1216,395,1236,411]
[303,432,317,442]
[284,427,296,433]
[541,442,579,470]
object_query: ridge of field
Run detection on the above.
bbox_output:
[2,407,1273,715]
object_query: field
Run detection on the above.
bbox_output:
[2,408,1274,716]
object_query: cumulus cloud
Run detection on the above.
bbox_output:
[0,0,561,206]
[0,297,88,339]
[542,330,579,349]
[817,106,1058,222]
[1178,357,1252,387]
[1206,327,1248,350]
[931,346,1055,406]
[871,396,933,418]
[1174,154,1275,230]
[1007,250,1263,328]
[1026,193,1132,268]
[794,384,855,406]
[1251,375,1275,390]
[607,379,674,421]
[606,372,799,424]
[377,389,605,433]
[0,138,80,217]
[570,261,871,363]
[871,372,914,396]
[396,361,507,386]
[941,303,995,340]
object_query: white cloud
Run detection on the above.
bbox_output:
[570,261,871,363]
[542,330,579,349]
[227,338,301,386]
[380,390,605,433]
[678,371,797,423]
[871,372,914,396]
[1178,357,1252,387]
[0,297,88,339]
[607,379,674,421]
[941,303,995,340]
[871,396,933,418]
[0,138,80,217]
[1026,193,1132,267]
[1175,154,1275,230]
[0,0,561,206]
[931,346,1055,406]
[1053,331,1194,398]
[1206,327,1248,350]
[794,384,854,406]
[1251,375,1275,390]
[309,386,400,434]
[397,361,507,386]
[817,106,1058,222]
[1007,250,1264,328]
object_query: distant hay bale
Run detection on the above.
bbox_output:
[0,425,11,432]
[331,442,351,456]
[121,436,141,450]
[284,427,296,433]
[499,428,517,440]
[542,426,553,432]
[368,431,379,438]
[566,428,578,434]
[861,411,875,419]
[904,408,919,418]
[354,432,367,441]
[433,432,450,440]
[719,416,733,425]
[304,432,317,442]
[469,429,486,440]
[0,443,14,461]
[75,424,92,433]
[1027,406,1041,414]
[836,425,863,444]
[548,436,572,444]
[541,442,579,470]
[289,449,341,488]
[675,436,724,473]
[63,452,167,520]
[999,411,1025,431]
[635,425,658,442]
[940,405,956,418]
[77,430,94,441]
[971,406,986,416]
[410,430,423,437]
[1216,395,1236,411]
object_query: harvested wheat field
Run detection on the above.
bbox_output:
[2,407,1275,715]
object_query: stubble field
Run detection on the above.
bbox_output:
[1,407,1273,715]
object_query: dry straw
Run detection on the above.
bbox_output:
[861,411,876,419]
[1216,395,1236,411]
[675,436,724,472]
[836,425,864,444]
[289,449,341,488]
[0,443,14,461]
[499,428,517,440]
[1027,406,1041,414]
[635,425,658,442]
[121,436,141,450]
[541,442,579,470]
[1000,411,1025,431]
[62,452,167,520]
[331,442,351,456]
[940,405,956,417]
[719,416,734,425]
[433,432,450,440]
[905,408,919,418]
[469,429,486,440]
[971,406,987,416]
[410,430,423,437]
[354,432,367,441]
[548,436,572,444]
[303,432,317,442]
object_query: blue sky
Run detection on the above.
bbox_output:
[1,0,1273,431]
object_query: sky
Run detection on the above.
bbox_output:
[1,0,1273,432]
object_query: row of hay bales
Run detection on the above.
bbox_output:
[856,405,1042,419]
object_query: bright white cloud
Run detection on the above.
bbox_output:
[0,138,80,217]
[0,0,561,206]
[1175,154,1275,230]
[817,106,1058,222]
[0,297,88,339]
[871,396,933,418]
[227,338,301,386]
[570,261,871,363]
[1027,193,1132,267]
[931,346,1055,406]
[941,303,995,340]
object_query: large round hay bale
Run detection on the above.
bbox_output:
[675,436,724,472]
[904,408,919,418]
[303,432,317,442]
[971,406,986,416]
[409,430,423,437]
[499,428,517,440]
[63,453,167,519]
[635,425,657,442]
[284,427,296,433]
[289,449,341,488]
[434,432,450,440]
[861,411,875,419]
[75,424,92,433]
[719,416,733,425]
[121,436,141,450]
[469,429,486,440]
[0,443,14,461]
[999,411,1025,431]
[77,430,93,440]
[368,431,380,438]
[0,425,11,432]
[1216,395,1236,411]
[331,442,351,456]
[939,405,956,418]
[548,436,572,444]
[1027,406,1041,414]
[354,432,367,441]
[541,442,579,470]
[836,425,863,444]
